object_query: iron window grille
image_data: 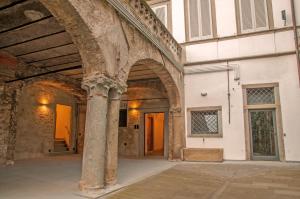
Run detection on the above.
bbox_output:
[188,107,222,137]
[246,87,275,105]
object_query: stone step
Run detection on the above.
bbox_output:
[48,151,74,156]
[54,140,66,144]
[54,142,67,147]
[54,146,69,152]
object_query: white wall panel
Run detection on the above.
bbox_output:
[185,65,246,160]
[215,0,237,37]
[272,0,293,28]
[171,0,186,43]
[218,39,239,59]
[295,0,300,26]
[185,42,218,62]
[275,30,295,53]
[238,34,275,56]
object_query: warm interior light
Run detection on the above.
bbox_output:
[39,98,49,105]
[37,105,49,115]
[145,113,165,156]
[129,101,140,109]
[36,94,51,115]
[130,109,139,116]
[55,104,72,147]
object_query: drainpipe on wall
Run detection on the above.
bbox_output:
[291,0,300,86]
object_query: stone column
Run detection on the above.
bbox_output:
[79,73,116,191]
[169,107,185,160]
[105,83,126,186]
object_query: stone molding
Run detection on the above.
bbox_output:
[106,0,183,71]
[128,0,182,57]
[169,107,182,114]
[82,73,127,98]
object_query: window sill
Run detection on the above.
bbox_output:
[188,134,223,138]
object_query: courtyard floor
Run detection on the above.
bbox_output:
[106,161,300,199]
[1,155,300,199]
[0,155,176,199]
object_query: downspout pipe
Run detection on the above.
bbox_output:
[291,0,300,86]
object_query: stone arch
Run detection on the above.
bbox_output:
[39,0,129,77]
[128,58,182,111]
[22,76,85,101]
[32,0,186,193]
[122,58,185,159]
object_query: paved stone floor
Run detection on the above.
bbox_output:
[0,155,175,199]
[106,162,300,199]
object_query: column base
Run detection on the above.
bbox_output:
[79,180,104,192]
[76,183,122,199]
[105,178,117,187]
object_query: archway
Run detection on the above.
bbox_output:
[0,0,185,195]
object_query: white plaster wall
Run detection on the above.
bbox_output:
[171,0,185,43]
[169,0,300,161]
[185,67,245,160]
[186,42,218,62]
[185,30,295,62]
[215,0,237,37]
[184,55,300,161]
[295,0,300,26]
[170,0,298,43]
[272,0,293,28]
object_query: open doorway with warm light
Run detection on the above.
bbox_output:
[54,104,72,153]
[144,113,165,156]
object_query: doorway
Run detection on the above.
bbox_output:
[55,104,72,150]
[144,113,165,156]
[249,109,279,160]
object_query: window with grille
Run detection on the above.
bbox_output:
[152,4,168,27]
[188,107,222,136]
[246,87,275,105]
[187,0,213,40]
[239,0,269,33]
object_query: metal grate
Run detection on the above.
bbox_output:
[247,87,275,105]
[191,110,218,134]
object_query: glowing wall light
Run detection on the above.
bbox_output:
[37,105,49,115]
[37,94,51,115]
[38,96,50,105]
[129,101,140,109]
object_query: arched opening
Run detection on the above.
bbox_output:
[120,59,180,160]
[105,59,184,188]
[0,0,185,197]
[0,1,89,197]
[118,76,170,166]
[0,0,87,160]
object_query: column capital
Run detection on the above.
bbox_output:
[109,80,127,100]
[82,73,127,98]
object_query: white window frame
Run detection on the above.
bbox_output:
[239,0,269,33]
[187,0,213,41]
[187,106,223,138]
[151,4,168,28]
